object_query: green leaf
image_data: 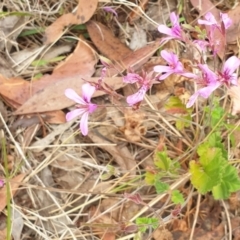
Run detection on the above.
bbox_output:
[164,96,192,130]
[189,147,224,194]
[71,24,86,30]
[176,114,191,130]
[31,56,66,67]
[19,28,44,37]
[145,171,155,185]
[200,147,224,166]
[136,217,159,233]
[154,151,171,171]
[212,164,240,199]
[182,24,195,31]
[0,11,32,18]
[171,190,184,204]
[154,180,169,194]
[207,132,227,159]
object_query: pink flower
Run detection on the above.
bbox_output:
[103,6,118,17]
[193,40,210,51]
[198,12,218,26]
[220,13,232,29]
[186,64,220,108]
[198,12,232,31]
[123,72,155,106]
[65,83,97,136]
[154,50,197,80]
[197,12,232,54]
[158,12,184,41]
[0,179,4,187]
[219,56,240,85]
[186,57,240,108]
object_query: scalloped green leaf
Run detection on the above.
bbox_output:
[171,190,184,204]
[189,156,223,194]
[154,151,171,171]
[212,164,240,199]
[145,171,155,185]
[136,217,158,233]
[154,180,169,194]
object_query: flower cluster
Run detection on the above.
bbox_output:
[64,11,240,136]
[155,11,240,108]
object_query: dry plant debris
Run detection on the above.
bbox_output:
[1,0,240,239]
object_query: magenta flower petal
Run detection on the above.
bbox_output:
[154,50,189,80]
[123,73,143,83]
[160,50,184,72]
[88,103,98,113]
[180,72,198,79]
[220,13,232,29]
[186,92,199,108]
[170,12,178,24]
[186,83,220,108]
[174,63,184,72]
[126,87,147,106]
[153,65,172,73]
[198,64,218,83]
[197,84,220,98]
[66,108,85,121]
[158,25,175,36]
[0,179,4,187]
[103,6,118,17]
[159,71,173,80]
[193,40,209,51]
[198,12,217,26]
[161,50,177,64]
[80,112,89,136]
[158,12,183,40]
[65,83,97,136]
[65,89,86,105]
[223,56,240,75]
[230,75,238,85]
[82,83,96,102]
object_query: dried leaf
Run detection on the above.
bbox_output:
[45,110,66,124]
[226,6,240,43]
[0,15,27,51]
[0,55,16,78]
[0,173,26,212]
[0,39,97,107]
[30,120,74,152]
[87,21,132,61]
[11,209,24,240]
[228,80,240,115]
[128,0,149,24]
[89,206,118,239]
[14,77,123,114]
[0,101,7,128]
[0,39,97,114]
[107,39,161,76]
[44,0,98,44]
[9,40,159,115]
[87,130,136,174]
[0,76,29,105]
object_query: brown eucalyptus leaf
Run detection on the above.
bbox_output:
[44,0,98,44]
[107,39,161,76]
[0,173,26,212]
[0,39,97,107]
[226,6,240,43]
[14,77,124,114]
[86,21,132,61]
